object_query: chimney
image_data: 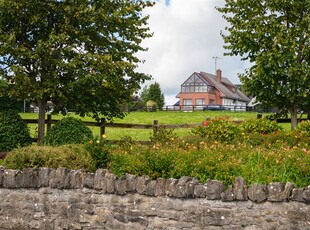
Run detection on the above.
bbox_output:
[216,69,222,83]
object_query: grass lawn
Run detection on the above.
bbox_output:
[20,111,290,141]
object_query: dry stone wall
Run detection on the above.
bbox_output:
[0,167,309,230]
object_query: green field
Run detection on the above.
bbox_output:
[20,111,290,141]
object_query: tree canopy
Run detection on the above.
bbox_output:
[0,0,154,143]
[218,0,310,130]
[140,82,165,110]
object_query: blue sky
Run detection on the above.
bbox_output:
[138,0,250,105]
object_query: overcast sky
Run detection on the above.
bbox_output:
[136,0,251,105]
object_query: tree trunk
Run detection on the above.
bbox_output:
[290,108,298,131]
[37,99,47,145]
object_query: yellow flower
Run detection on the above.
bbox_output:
[96,140,100,144]
[89,140,93,144]
[102,134,106,139]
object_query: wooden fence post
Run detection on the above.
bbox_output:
[153,120,159,136]
[100,118,106,137]
[46,114,52,133]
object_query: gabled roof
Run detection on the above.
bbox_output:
[198,71,250,102]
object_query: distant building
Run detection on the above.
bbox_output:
[176,69,250,110]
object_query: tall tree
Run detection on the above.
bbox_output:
[218,0,310,130]
[0,0,154,143]
[140,82,165,110]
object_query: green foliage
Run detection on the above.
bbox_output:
[83,136,110,169]
[150,127,177,145]
[107,132,310,187]
[44,117,93,146]
[140,82,165,110]
[239,118,283,135]
[0,96,25,112]
[295,120,310,135]
[3,145,96,172]
[0,1,154,143]
[0,110,32,152]
[217,1,310,129]
[194,116,239,143]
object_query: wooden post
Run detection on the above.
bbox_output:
[46,114,52,133]
[153,120,159,136]
[100,118,106,137]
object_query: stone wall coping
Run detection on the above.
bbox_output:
[0,167,309,203]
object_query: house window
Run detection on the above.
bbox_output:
[181,74,209,93]
[196,99,205,106]
[183,99,192,106]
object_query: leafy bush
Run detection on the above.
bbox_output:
[295,120,310,135]
[191,125,208,138]
[150,127,177,145]
[239,118,282,135]
[84,135,110,169]
[193,116,239,143]
[0,110,32,152]
[109,146,177,179]
[44,117,93,146]
[3,144,96,172]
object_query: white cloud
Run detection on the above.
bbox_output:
[137,0,251,105]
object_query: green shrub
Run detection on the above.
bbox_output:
[191,125,208,138]
[0,110,32,152]
[150,127,177,145]
[44,117,93,146]
[3,144,96,172]
[239,118,282,135]
[295,120,310,135]
[84,135,110,169]
[193,116,239,143]
[109,146,177,179]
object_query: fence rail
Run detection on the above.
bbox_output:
[24,114,202,143]
[23,114,308,143]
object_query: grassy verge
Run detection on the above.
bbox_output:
[20,111,277,141]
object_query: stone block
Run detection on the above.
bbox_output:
[69,169,86,189]
[194,184,207,198]
[0,167,4,187]
[136,175,150,195]
[155,178,166,196]
[233,176,248,201]
[104,171,116,194]
[175,176,193,198]
[221,185,235,202]
[125,174,137,193]
[248,183,267,203]
[22,168,40,188]
[115,175,127,195]
[165,178,179,197]
[83,173,95,188]
[94,169,106,191]
[49,168,70,189]
[39,167,51,187]
[3,169,23,188]
[303,188,310,204]
[267,182,294,202]
[205,179,225,200]
[186,178,200,198]
[291,188,304,202]
[145,180,156,196]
